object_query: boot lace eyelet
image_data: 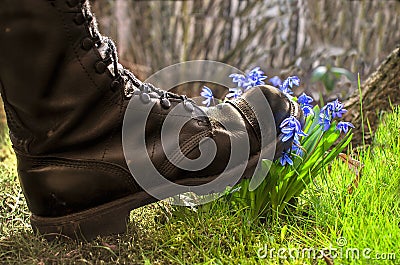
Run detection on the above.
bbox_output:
[110,79,122,92]
[74,13,86,25]
[140,93,151,104]
[95,61,107,74]
[78,2,193,107]
[183,100,194,113]
[81,37,93,50]
[160,97,171,109]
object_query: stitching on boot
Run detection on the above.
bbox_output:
[21,155,140,193]
[158,130,212,177]
[101,90,125,161]
[55,2,100,90]
[227,98,261,143]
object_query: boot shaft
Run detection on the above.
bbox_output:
[0,0,124,156]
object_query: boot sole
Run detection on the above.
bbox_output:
[30,174,230,241]
[30,172,241,241]
[30,191,158,241]
[30,147,269,241]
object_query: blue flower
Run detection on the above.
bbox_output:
[319,109,332,131]
[297,93,314,117]
[279,76,300,95]
[319,99,348,131]
[298,93,313,105]
[226,87,243,99]
[279,84,293,95]
[336,121,355,134]
[269,76,282,87]
[325,99,347,119]
[201,86,214,107]
[280,151,293,166]
[302,105,314,117]
[229,73,247,88]
[280,116,307,145]
[286,76,300,88]
[243,67,267,89]
[291,144,304,156]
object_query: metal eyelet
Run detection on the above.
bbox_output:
[81,37,94,50]
[74,13,86,25]
[184,101,194,113]
[110,80,122,92]
[95,61,107,74]
[161,98,171,109]
[140,93,151,104]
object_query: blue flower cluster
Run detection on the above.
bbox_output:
[280,76,300,95]
[201,67,268,105]
[280,116,307,145]
[226,87,243,99]
[279,151,293,166]
[268,76,282,87]
[319,99,349,131]
[229,73,248,88]
[298,93,314,117]
[228,67,267,95]
[337,121,355,134]
[279,98,354,166]
[270,76,313,118]
[200,67,355,167]
[200,86,214,107]
[244,67,268,88]
[279,116,307,166]
[268,76,300,95]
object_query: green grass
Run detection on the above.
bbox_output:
[1,107,399,264]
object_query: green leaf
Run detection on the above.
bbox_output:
[304,105,321,134]
[311,132,353,175]
[301,126,323,153]
[323,74,337,91]
[296,124,339,177]
[281,225,288,242]
[331,67,355,81]
[311,66,327,82]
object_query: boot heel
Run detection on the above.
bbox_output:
[30,200,132,241]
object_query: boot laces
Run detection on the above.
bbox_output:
[80,2,193,109]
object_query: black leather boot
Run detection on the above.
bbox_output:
[0,0,303,240]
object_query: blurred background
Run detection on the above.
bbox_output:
[92,0,399,101]
[1,0,399,135]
